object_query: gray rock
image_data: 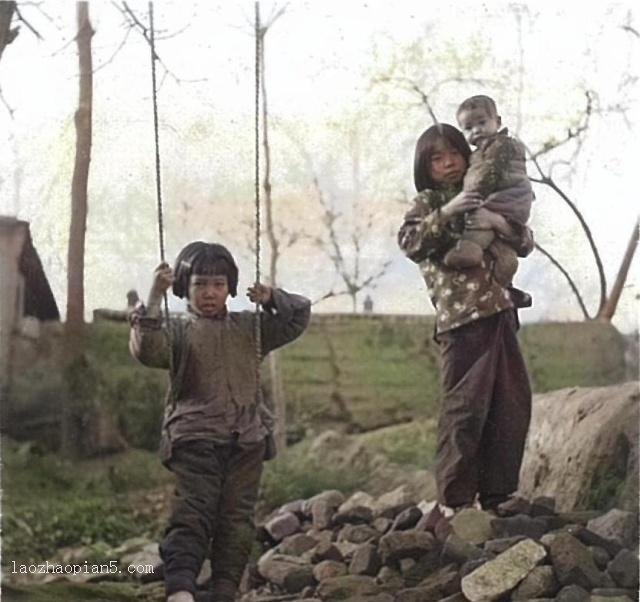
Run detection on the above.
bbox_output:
[459,558,488,578]
[441,533,484,565]
[334,541,360,561]
[315,574,380,599]
[549,531,605,589]
[265,512,301,542]
[279,499,306,517]
[338,491,376,514]
[484,535,526,555]
[607,549,639,589]
[373,486,415,518]
[511,565,559,599]
[278,533,318,556]
[450,508,494,545]
[461,538,547,602]
[592,587,638,598]
[378,530,438,565]
[337,524,380,545]
[312,500,337,531]
[438,594,467,602]
[349,544,381,576]
[530,496,557,516]
[400,550,441,587]
[312,560,347,582]
[333,506,374,526]
[257,553,315,593]
[567,524,624,557]
[310,541,344,564]
[375,566,404,590]
[372,517,392,534]
[588,546,612,571]
[391,506,422,531]
[121,542,162,581]
[587,509,639,550]
[303,490,345,515]
[490,513,548,540]
[395,586,442,601]
[416,563,460,595]
[555,584,590,602]
[590,596,633,602]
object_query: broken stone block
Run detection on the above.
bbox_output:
[373,486,415,518]
[312,500,337,531]
[257,553,315,593]
[461,538,546,602]
[566,524,624,558]
[303,490,345,516]
[483,535,526,555]
[348,544,381,576]
[400,551,441,587]
[278,533,318,556]
[375,566,404,590]
[338,491,375,515]
[589,545,611,570]
[315,574,380,600]
[378,530,438,565]
[310,541,344,564]
[313,559,347,582]
[372,517,392,534]
[607,549,639,589]
[265,512,301,542]
[337,524,380,545]
[391,506,422,531]
[549,531,605,589]
[490,513,547,540]
[587,509,639,550]
[440,533,483,565]
[333,505,374,526]
[416,563,460,596]
[555,584,590,602]
[449,508,494,545]
[511,565,559,600]
[529,496,557,517]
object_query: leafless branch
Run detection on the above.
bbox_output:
[14,5,42,40]
[0,84,15,118]
[534,243,591,320]
[620,24,640,38]
[93,24,132,73]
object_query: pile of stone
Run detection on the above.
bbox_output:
[240,487,638,602]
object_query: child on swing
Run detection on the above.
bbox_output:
[444,94,533,286]
[129,241,311,602]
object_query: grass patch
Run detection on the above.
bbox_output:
[356,419,438,469]
[1,441,172,565]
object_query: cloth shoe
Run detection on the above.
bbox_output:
[167,591,195,602]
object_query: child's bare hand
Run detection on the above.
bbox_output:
[441,191,483,219]
[247,283,273,305]
[150,262,174,296]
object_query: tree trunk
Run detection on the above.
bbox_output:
[66,1,93,334]
[597,219,639,322]
[0,2,17,64]
[259,27,286,454]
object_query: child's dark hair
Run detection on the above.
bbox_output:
[414,123,471,192]
[172,241,239,298]
[456,94,498,119]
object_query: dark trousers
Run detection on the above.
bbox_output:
[435,309,531,507]
[161,438,265,598]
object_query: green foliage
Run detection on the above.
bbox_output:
[356,419,438,469]
[260,440,369,511]
[1,443,171,565]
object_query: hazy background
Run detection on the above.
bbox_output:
[1,0,638,331]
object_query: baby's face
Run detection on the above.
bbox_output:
[457,106,501,147]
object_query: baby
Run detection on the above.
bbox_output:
[444,94,533,285]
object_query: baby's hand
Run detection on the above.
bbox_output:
[441,191,483,219]
[247,283,273,305]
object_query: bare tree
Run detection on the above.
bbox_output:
[0,2,18,64]
[66,1,93,333]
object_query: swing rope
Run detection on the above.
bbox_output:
[147,2,170,324]
[254,1,263,403]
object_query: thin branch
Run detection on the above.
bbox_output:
[534,243,590,320]
[0,84,15,118]
[14,5,42,40]
[620,24,640,38]
[92,24,132,73]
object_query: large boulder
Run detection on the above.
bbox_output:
[518,382,639,511]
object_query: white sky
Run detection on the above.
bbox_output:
[1,0,638,332]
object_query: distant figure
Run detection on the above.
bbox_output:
[363,294,373,313]
[126,289,140,309]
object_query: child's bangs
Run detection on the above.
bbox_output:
[190,255,232,280]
